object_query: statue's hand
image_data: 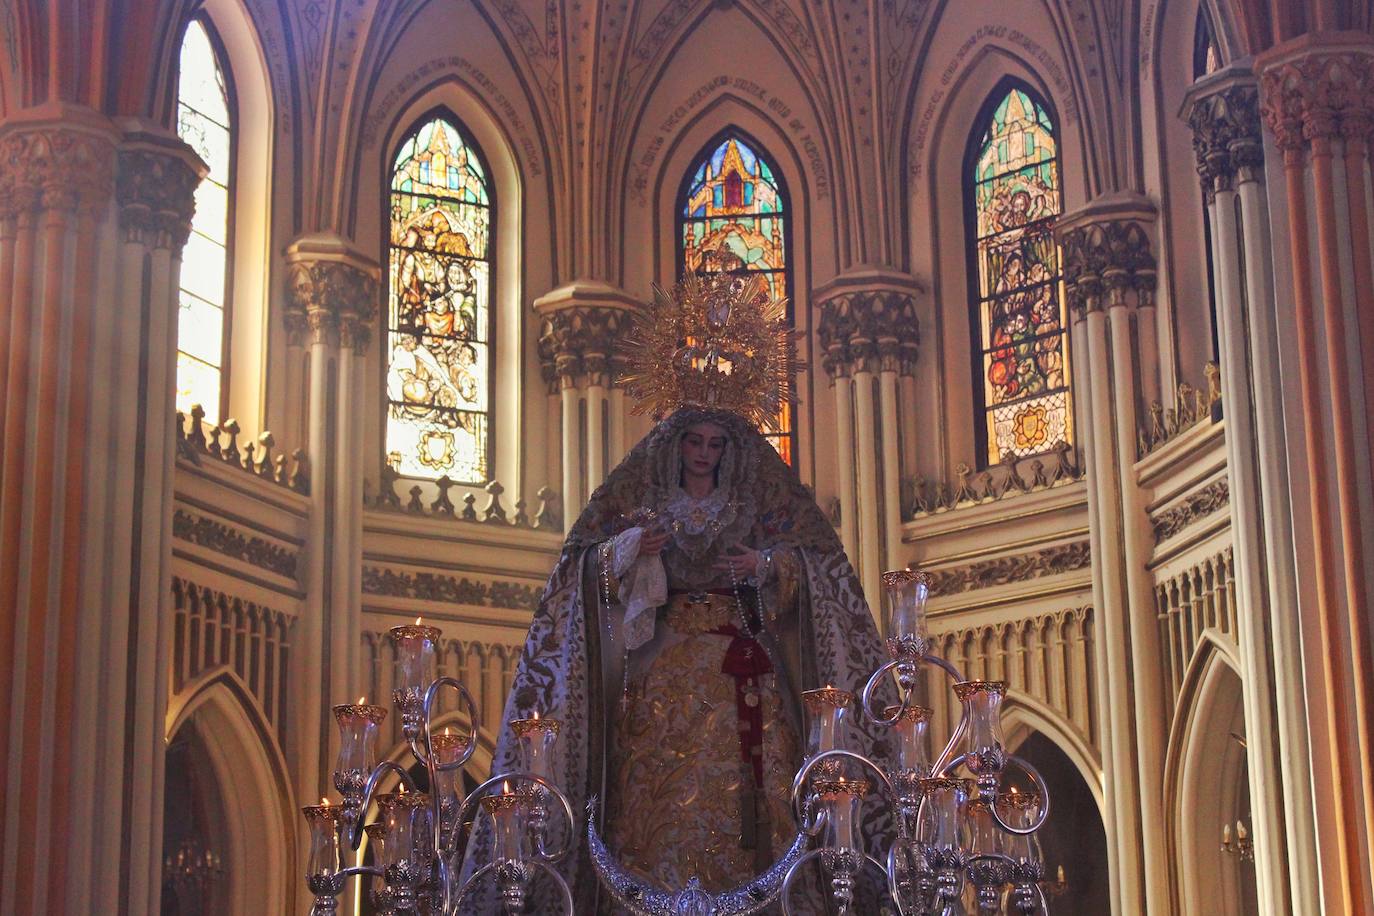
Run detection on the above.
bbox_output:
[714,545,761,579]
[637,526,670,557]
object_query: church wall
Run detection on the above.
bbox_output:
[1140,0,1224,402]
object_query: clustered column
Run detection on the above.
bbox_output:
[0,114,203,914]
[1256,34,1374,914]
[283,235,381,810]
[816,282,920,613]
[1183,66,1318,914]
[1057,202,1167,915]
[537,300,632,524]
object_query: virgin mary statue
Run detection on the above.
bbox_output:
[460,267,889,912]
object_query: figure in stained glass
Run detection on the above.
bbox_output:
[678,134,794,463]
[968,84,1073,465]
[386,115,492,482]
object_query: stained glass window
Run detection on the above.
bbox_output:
[967,83,1072,466]
[175,19,232,425]
[678,134,794,463]
[386,115,492,482]
[1194,8,1223,78]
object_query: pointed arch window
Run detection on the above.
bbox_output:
[175,18,234,425]
[966,82,1072,466]
[677,132,794,463]
[385,114,493,483]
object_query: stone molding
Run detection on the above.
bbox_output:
[176,405,310,494]
[362,566,541,611]
[283,234,382,352]
[0,123,117,224]
[1181,69,1264,203]
[1151,476,1231,544]
[1056,197,1158,317]
[1258,35,1374,154]
[172,509,299,579]
[904,441,1083,519]
[367,471,560,530]
[815,287,920,377]
[923,540,1092,598]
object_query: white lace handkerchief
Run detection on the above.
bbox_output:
[611,528,667,652]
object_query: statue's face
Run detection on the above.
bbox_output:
[680,421,728,479]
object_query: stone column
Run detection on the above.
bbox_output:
[816,272,920,614]
[0,112,202,914]
[1258,35,1374,913]
[1058,200,1167,915]
[535,282,636,526]
[283,235,380,813]
[1184,67,1319,914]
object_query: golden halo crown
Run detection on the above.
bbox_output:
[620,253,803,428]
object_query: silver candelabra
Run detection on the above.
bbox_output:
[300,569,1053,914]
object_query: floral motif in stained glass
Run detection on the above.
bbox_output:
[970,87,1072,465]
[679,136,793,463]
[386,116,492,482]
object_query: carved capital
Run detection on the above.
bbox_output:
[1056,204,1157,318]
[816,287,919,378]
[1183,71,1263,201]
[283,236,381,351]
[0,125,116,224]
[116,145,202,249]
[537,305,630,387]
[1259,38,1374,156]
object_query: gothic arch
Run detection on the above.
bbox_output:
[164,668,296,916]
[1165,633,1258,916]
[365,84,527,494]
[912,44,1084,479]
[1002,689,1104,813]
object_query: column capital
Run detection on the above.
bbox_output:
[533,281,638,388]
[813,267,922,378]
[1055,194,1158,318]
[115,123,203,250]
[1181,65,1264,200]
[284,233,381,351]
[0,104,118,226]
[1257,32,1374,155]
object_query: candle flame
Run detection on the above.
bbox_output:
[532,710,540,720]
[357,696,366,705]
[444,726,451,736]
[501,780,512,794]
[321,796,330,806]
[1057,865,1066,882]
[415,616,423,626]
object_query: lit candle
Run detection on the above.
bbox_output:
[917,777,968,857]
[510,712,562,783]
[803,686,853,759]
[389,619,442,734]
[301,798,344,883]
[331,699,387,806]
[813,775,869,851]
[955,680,1008,791]
[481,781,531,863]
[382,790,431,870]
[880,569,932,658]
[884,703,933,776]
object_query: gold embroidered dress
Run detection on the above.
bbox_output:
[599,484,807,893]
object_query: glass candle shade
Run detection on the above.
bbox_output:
[389,623,441,715]
[886,704,933,776]
[383,792,431,869]
[996,789,1044,875]
[510,715,561,784]
[918,777,969,860]
[332,703,387,795]
[955,681,1008,789]
[481,786,532,863]
[813,776,869,851]
[881,569,932,659]
[803,687,854,759]
[302,802,344,881]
